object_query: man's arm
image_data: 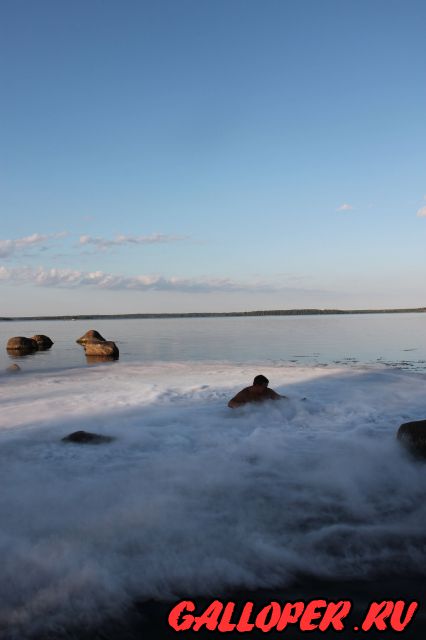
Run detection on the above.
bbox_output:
[268,389,287,400]
[227,388,250,408]
[228,399,244,408]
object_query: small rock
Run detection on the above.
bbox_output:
[397,420,426,458]
[76,330,106,345]
[6,363,21,373]
[62,430,114,444]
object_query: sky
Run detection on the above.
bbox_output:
[1,0,425,315]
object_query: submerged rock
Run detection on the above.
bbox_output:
[6,363,21,373]
[84,340,119,359]
[397,420,426,458]
[62,430,115,444]
[76,330,106,345]
[31,334,54,349]
[6,336,38,354]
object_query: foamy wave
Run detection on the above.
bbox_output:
[1,362,425,638]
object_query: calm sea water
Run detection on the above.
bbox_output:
[1,312,426,373]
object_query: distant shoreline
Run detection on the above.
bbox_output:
[1,307,426,322]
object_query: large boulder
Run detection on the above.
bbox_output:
[397,420,426,458]
[62,430,114,444]
[6,336,38,354]
[76,329,106,345]
[84,340,119,359]
[31,334,54,350]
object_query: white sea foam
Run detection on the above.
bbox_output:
[1,361,425,637]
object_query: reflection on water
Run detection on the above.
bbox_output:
[85,355,120,365]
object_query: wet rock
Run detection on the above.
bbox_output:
[76,330,106,345]
[84,340,119,359]
[31,334,54,349]
[397,420,426,458]
[62,430,115,444]
[6,336,38,354]
[6,363,21,373]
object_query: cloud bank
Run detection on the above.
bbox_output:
[416,206,426,218]
[79,233,188,249]
[0,265,283,294]
[0,232,67,258]
[0,231,186,260]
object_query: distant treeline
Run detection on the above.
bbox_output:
[1,308,426,322]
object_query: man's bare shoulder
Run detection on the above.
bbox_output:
[230,386,253,403]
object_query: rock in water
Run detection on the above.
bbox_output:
[6,363,21,373]
[84,340,119,359]
[31,334,54,349]
[397,420,426,458]
[6,336,38,354]
[62,430,114,444]
[76,330,106,345]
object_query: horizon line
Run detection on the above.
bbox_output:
[1,307,426,322]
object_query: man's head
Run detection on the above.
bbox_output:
[253,374,269,387]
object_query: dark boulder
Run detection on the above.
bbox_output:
[31,334,54,350]
[62,430,114,444]
[76,330,106,345]
[6,336,38,354]
[397,420,426,458]
[84,340,119,359]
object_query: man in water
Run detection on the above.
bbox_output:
[228,374,287,408]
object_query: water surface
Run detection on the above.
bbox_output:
[2,313,426,373]
[1,314,426,638]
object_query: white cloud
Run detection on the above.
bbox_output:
[0,232,68,258]
[336,203,354,212]
[0,265,285,294]
[416,206,426,218]
[79,233,187,250]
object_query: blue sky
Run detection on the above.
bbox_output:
[1,0,425,315]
